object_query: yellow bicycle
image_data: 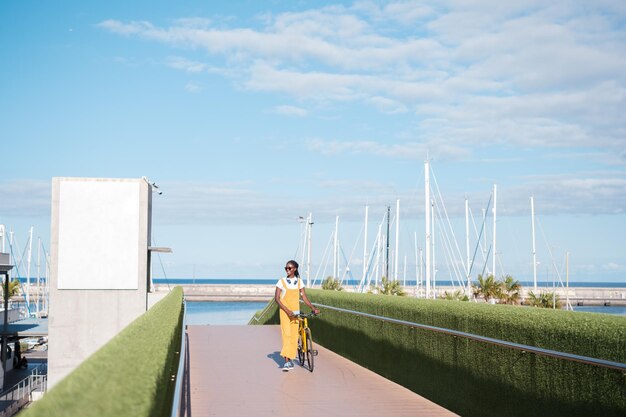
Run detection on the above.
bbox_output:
[296,312,318,372]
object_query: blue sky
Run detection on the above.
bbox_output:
[1,0,625,284]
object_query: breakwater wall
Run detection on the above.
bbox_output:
[152,284,626,305]
[154,284,275,302]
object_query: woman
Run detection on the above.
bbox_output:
[275,260,319,371]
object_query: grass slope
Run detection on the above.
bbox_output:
[21,287,184,417]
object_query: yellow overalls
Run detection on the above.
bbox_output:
[279,278,301,359]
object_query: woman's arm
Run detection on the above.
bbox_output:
[300,288,320,314]
[275,287,295,318]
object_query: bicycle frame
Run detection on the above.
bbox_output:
[296,312,317,372]
[299,316,309,351]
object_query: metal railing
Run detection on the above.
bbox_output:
[250,299,276,323]
[313,302,626,372]
[0,363,48,417]
[170,299,187,417]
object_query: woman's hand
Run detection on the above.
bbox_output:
[286,309,295,319]
[312,308,320,315]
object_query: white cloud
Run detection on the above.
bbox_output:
[97,19,153,36]
[0,180,50,217]
[2,169,622,236]
[603,262,624,271]
[272,105,308,117]
[174,17,213,29]
[245,61,444,103]
[151,179,415,226]
[306,138,469,160]
[366,96,408,114]
[493,175,626,216]
[167,56,207,73]
[184,82,202,93]
[97,12,445,71]
[380,1,435,24]
[99,1,626,158]
[148,170,626,227]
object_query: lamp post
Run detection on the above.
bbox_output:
[0,252,14,392]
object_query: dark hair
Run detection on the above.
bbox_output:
[286,260,300,278]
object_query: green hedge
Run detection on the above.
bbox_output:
[254,290,626,417]
[21,287,184,417]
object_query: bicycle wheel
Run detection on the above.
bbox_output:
[297,332,305,365]
[305,328,314,372]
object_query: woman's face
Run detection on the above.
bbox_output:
[285,263,297,278]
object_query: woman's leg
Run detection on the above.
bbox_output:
[279,310,299,360]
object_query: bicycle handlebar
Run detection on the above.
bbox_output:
[295,312,320,319]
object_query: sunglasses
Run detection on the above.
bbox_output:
[285,266,294,271]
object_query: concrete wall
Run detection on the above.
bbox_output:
[47,177,152,387]
[154,284,276,302]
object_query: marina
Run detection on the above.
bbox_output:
[3,1,626,415]
[153,281,626,307]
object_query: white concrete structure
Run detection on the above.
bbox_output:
[48,177,155,387]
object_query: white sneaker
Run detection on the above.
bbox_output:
[282,361,292,371]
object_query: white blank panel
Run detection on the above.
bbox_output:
[57,181,140,289]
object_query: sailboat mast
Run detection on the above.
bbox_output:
[403,255,407,286]
[465,198,471,294]
[333,216,339,280]
[431,199,436,297]
[27,226,34,314]
[45,251,50,315]
[385,205,390,279]
[0,224,5,252]
[566,251,570,310]
[37,237,41,317]
[531,196,538,292]
[492,184,497,279]
[9,230,14,281]
[376,224,382,287]
[419,247,423,295]
[299,217,306,268]
[394,199,400,281]
[424,160,431,299]
[363,206,368,286]
[306,213,312,288]
[482,208,487,267]
[414,232,419,293]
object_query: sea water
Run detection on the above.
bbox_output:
[183,301,625,325]
[572,306,626,316]
[11,298,626,322]
[185,301,269,325]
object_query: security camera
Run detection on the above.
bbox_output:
[151,183,162,195]
[142,176,163,195]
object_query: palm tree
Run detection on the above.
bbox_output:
[377,276,406,296]
[441,289,469,301]
[472,274,500,302]
[2,280,20,301]
[321,276,343,291]
[525,291,562,309]
[500,275,522,305]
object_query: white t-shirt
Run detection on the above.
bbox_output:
[276,276,304,300]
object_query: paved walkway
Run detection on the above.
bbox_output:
[181,325,457,417]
